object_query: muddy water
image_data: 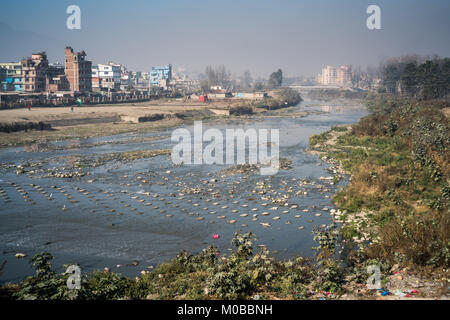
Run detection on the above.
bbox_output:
[0,99,367,283]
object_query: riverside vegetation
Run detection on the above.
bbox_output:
[311,93,449,270]
[2,228,354,300]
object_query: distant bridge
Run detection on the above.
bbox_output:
[289,85,349,92]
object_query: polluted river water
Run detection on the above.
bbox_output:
[0,99,367,283]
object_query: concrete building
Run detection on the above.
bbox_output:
[0,68,6,91]
[171,78,200,94]
[131,71,150,90]
[91,66,101,90]
[150,64,172,88]
[318,65,337,86]
[94,63,121,91]
[317,65,353,87]
[65,47,92,93]
[336,65,352,86]
[0,62,23,92]
[120,71,131,91]
[21,53,49,92]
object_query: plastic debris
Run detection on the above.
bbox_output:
[393,290,407,297]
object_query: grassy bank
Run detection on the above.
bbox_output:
[310,94,449,270]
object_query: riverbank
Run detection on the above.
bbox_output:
[0,89,304,149]
[309,94,449,299]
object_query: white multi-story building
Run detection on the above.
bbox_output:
[92,62,121,91]
[320,66,337,85]
[317,65,352,87]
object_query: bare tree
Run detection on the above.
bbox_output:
[240,70,253,89]
[205,65,231,89]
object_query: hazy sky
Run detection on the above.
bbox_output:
[1,0,449,77]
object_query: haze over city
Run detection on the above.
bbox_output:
[1,0,450,77]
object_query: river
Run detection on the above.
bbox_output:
[0,98,367,284]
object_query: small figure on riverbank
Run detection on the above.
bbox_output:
[27,105,31,111]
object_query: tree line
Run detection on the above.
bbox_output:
[380,56,450,100]
[199,66,284,93]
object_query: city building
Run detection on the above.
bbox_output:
[316,65,353,87]
[120,70,131,91]
[336,65,352,86]
[92,62,122,91]
[65,47,92,93]
[131,71,150,90]
[318,65,337,86]
[0,62,23,92]
[21,53,49,92]
[46,63,69,92]
[0,68,6,91]
[91,66,101,90]
[150,64,172,89]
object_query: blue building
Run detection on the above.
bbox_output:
[150,64,172,88]
[1,77,23,92]
[0,62,23,92]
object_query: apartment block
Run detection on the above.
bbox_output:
[336,65,352,86]
[317,65,352,87]
[319,65,337,86]
[21,53,49,92]
[150,64,172,88]
[92,62,121,91]
[0,62,23,92]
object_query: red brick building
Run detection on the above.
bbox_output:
[64,47,92,93]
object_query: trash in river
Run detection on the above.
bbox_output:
[212,234,220,239]
[393,290,407,297]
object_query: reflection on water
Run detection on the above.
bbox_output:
[321,104,364,113]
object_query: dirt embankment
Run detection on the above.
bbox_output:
[0,97,309,148]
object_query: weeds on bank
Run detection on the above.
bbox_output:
[10,227,361,300]
[311,94,449,269]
